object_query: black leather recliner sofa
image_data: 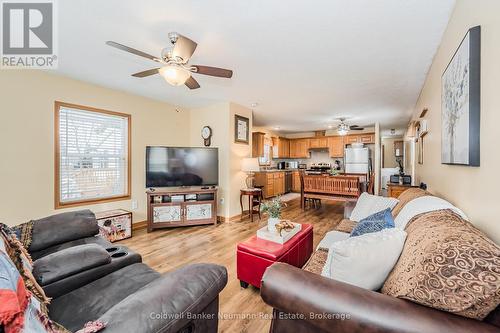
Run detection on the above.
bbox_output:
[16,210,228,333]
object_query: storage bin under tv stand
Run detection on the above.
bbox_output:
[146,187,218,232]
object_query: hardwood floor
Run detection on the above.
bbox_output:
[120,198,345,333]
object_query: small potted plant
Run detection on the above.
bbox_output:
[260,196,287,233]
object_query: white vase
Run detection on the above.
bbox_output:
[267,217,281,233]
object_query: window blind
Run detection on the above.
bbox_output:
[58,106,129,204]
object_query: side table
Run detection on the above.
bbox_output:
[240,188,263,222]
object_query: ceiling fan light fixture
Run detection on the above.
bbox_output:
[337,122,349,136]
[159,64,190,86]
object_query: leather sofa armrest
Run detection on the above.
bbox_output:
[29,210,99,252]
[98,263,228,333]
[261,263,500,333]
[33,244,111,285]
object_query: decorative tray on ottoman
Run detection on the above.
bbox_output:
[257,222,302,244]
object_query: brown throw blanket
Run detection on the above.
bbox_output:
[11,220,34,249]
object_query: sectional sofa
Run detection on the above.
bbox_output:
[261,189,500,333]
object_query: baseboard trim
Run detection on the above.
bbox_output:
[217,214,241,223]
[132,220,147,231]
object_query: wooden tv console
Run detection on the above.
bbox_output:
[146,187,218,232]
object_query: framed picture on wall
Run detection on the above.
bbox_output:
[234,114,249,144]
[441,25,480,166]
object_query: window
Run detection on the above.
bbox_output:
[55,102,131,208]
[258,137,272,165]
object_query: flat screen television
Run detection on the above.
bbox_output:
[146,146,218,187]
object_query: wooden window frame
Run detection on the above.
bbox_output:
[54,101,132,209]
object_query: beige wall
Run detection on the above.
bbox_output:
[410,0,500,243]
[0,70,190,225]
[189,103,231,216]
[382,137,403,168]
[189,102,253,218]
[228,103,253,217]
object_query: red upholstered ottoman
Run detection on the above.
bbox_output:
[237,223,313,288]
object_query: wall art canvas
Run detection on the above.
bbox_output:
[441,26,480,166]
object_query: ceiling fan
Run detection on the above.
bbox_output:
[106,32,233,89]
[336,118,365,135]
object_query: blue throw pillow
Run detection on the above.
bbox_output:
[350,208,394,237]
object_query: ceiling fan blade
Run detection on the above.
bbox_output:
[131,68,160,78]
[350,125,365,130]
[106,41,160,62]
[171,34,198,63]
[185,76,200,89]
[192,65,233,78]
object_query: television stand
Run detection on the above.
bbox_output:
[146,187,218,232]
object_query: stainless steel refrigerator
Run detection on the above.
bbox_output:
[344,147,370,174]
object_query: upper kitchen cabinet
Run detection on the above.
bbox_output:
[328,136,344,157]
[359,134,375,143]
[252,132,265,157]
[290,138,310,158]
[309,137,328,149]
[345,133,375,144]
[272,137,290,158]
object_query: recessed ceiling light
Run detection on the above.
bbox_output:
[327,125,333,129]
[251,102,259,108]
[273,126,280,130]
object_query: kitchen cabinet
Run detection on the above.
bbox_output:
[328,136,344,157]
[289,140,298,158]
[290,139,310,158]
[272,137,290,158]
[360,134,375,143]
[309,137,328,149]
[292,171,301,192]
[274,172,285,195]
[345,133,375,144]
[255,172,285,198]
[252,132,265,157]
[345,135,360,144]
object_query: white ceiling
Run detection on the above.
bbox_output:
[56,0,455,132]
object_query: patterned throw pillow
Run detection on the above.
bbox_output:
[350,208,394,237]
[382,210,500,319]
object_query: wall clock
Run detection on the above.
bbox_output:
[201,126,212,146]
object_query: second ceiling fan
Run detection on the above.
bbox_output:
[106,32,233,89]
[336,118,365,136]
